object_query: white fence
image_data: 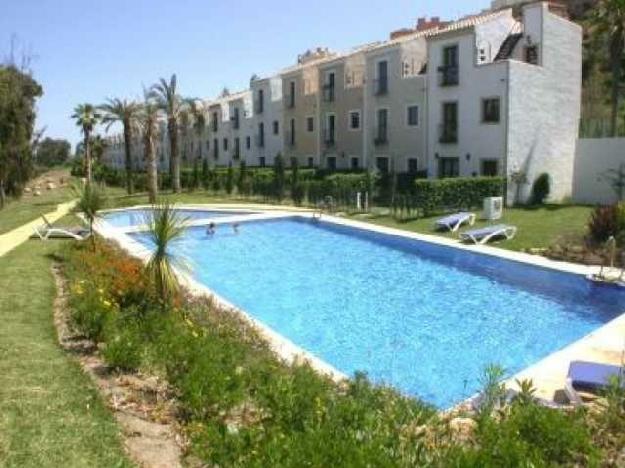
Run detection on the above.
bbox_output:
[573,138,624,205]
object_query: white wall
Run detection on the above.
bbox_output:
[573,138,625,205]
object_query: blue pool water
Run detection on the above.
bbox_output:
[102,209,250,228]
[131,218,625,408]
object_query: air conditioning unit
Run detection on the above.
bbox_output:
[483,196,503,220]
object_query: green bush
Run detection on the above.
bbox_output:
[587,203,625,246]
[102,314,143,371]
[68,285,110,341]
[413,177,506,216]
[530,173,550,205]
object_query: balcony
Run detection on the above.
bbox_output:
[254,99,264,114]
[285,131,296,148]
[255,134,265,148]
[323,128,335,148]
[374,77,388,96]
[322,84,335,102]
[438,65,459,86]
[438,124,458,144]
[373,129,388,146]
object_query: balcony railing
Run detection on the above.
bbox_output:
[373,129,388,146]
[374,77,388,96]
[255,134,265,148]
[322,84,335,102]
[438,123,458,144]
[438,65,459,86]
[323,128,335,147]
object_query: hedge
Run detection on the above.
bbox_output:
[413,177,506,216]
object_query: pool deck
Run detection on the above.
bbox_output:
[94,204,625,407]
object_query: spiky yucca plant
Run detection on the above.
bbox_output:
[74,181,106,250]
[145,202,188,308]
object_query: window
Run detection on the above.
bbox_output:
[327,156,337,170]
[376,157,389,173]
[482,98,500,123]
[323,72,335,102]
[223,138,228,151]
[232,107,240,129]
[234,137,240,158]
[273,120,279,135]
[324,114,335,145]
[206,140,210,150]
[438,157,459,178]
[349,110,361,130]
[481,159,499,176]
[440,45,459,86]
[375,60,388,95]
[440,102,458,143]
[289,118,296,146]
[407,105,419,126]
[525,45,539,65]
[212,112,218,131]
[246,136,251,149]
[258,122,265,147]
[257,89,264,113]
[308,157,314,168]
[307,116,314,132]
[351,157,359,169]
[375,109,388,145]
[288,81,296,107]
[259,156,266,167]
[213,138,219,159]
[408,158,418,174]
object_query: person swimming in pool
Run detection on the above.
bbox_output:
[232,222,240,234]
[207,222,216,236]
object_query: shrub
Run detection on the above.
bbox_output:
[530,173,550,205]
[414,177,506,216]
[102,313,143,371]
[587,204,623,245]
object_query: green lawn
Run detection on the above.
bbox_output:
[101,187,593,253]
[0,186,75,235]
[350,204,593,252]
[0,239,132,468]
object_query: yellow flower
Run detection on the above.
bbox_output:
[103,300,112,307]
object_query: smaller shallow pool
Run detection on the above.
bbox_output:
[102,209,252,228]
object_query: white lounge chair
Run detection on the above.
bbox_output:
[32,226,91,241]
[435,212,476,232]
[459,224,517,245]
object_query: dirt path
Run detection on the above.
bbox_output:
[52,264,185,468]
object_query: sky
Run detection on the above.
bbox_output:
[1,0,489,149]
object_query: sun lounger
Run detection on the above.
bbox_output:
[459,224,517,245]
[32,226,91,241]
[435,212,476,232]
[567,360,624,393]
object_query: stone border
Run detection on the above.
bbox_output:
[93,204,625,408]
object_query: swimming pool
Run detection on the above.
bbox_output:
[102,208,252,228]
[131,217,625,408]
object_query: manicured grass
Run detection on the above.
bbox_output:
[0,240,132,468]
[353,205,593,252]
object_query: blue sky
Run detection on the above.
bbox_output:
[1,0,488,149]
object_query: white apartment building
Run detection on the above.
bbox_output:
[102,1,582,202]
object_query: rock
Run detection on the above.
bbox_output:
[568,245,585,254]
[33,190,41,197]
[46,182,56,190]
[24,187,32,193]
[528,247,547,255]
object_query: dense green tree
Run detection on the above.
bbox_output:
[273,153,285,201]
[225,162,234,195]
[591,0,625,136]
[151,74,183,193]
[201,158,209,190]
[35,137,71,167]
[237,160,248,195]
[100,98,141,194]
[71,103,100,183]
[0,65,43,207]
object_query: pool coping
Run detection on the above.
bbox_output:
[93,204,625,408]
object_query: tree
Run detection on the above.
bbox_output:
[145,202,188,308]
[151,74,183,193]
[273,153,286,200]
[100,98,141,194]
[184,98,207,160]
[0,65,43,207]
[74,181,105,251]
[192,158,199,191]
[35,137,70,167]
[225,162,234,194]
[201,157,209,190]
[71,103,100,183]
[138,91,160,203]
[237,160,248,196]
[591,0,625,136]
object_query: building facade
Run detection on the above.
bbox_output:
[102,1,582,202]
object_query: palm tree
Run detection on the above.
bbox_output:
[74,181,105,251]
[71,104,101,183]
[592,0,625,136]
[185,98,207,161]
[100,98,141,194]
[138,91,160,203]
[151,74,183,193]
[145,202,188,308]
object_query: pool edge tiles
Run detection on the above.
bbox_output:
[94,206,625,409]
